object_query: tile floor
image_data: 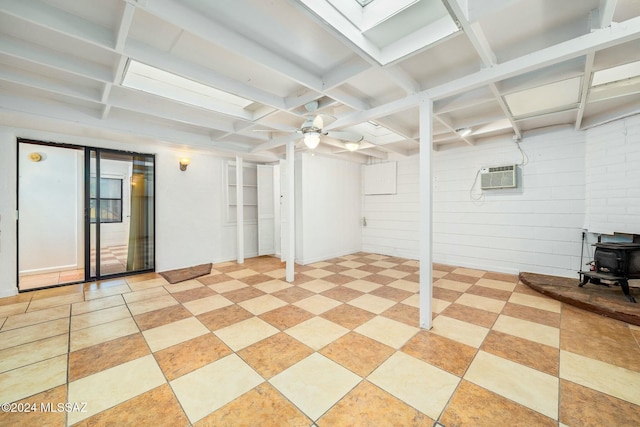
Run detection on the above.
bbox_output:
[19,245,129,291]
[1,253,640,426]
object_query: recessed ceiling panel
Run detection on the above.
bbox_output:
[504,77,582,118]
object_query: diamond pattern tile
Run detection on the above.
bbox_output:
[1,253,639,426]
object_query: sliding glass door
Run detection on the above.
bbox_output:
[87,149,155,280]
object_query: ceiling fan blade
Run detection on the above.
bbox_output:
[250,133,300,153]
[313,114,324,129]
[325,131,363,142]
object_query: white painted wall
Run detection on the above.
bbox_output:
[584,114,640,235]
[363,126,587,278]
[18,143,81,274]
[296,153,362,264]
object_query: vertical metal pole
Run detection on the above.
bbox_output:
[236,156,244,264]
[419,97,433,329]
[286,141,295,282]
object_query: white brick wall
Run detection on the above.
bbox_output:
[584,114,640,234]
[363,126,588,278]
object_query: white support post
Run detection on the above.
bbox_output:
[419,97,433,329]
[236,156,244,264]
[285,141,295,282]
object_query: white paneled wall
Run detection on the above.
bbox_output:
[585,114,640,234]
[364,126,587,278]
[297,153,362,264]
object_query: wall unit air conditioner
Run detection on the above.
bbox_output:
[480,164,517,190]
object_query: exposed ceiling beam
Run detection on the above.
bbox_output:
[326,15,640,130]
[597,0,618,29]
[137,0,324,90]
[575,51,596,130]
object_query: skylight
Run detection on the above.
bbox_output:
[121,60,254,114]
[592,61,640,86]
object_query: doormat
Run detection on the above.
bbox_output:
[159,263,212,284]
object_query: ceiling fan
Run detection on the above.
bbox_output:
[297,101,364,151]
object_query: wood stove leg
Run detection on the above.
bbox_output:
[619,280,636,303]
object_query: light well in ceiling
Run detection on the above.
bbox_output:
[504,77,582,118]
[121,60,254,117]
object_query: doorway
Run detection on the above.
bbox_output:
[17,140,155,291]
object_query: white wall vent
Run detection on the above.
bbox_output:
[480,165,517,189]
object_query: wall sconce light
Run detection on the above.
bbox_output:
[29,152,42,162]
[179,157,190,171]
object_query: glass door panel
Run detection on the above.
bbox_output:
[87,149,154,280]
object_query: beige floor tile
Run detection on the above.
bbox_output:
[0,334,68,373]
[227,269,259,279]
[264,268,287,279]
[215,317,279,351]
[285,317,349,350]
[455,293,506,313]
[71,305,132,331]
[378,269,410,279]
[164,279,204,293]
[388,280,419,293]
[338,261,366,269]
[293,294,342,315]
[207,279,248,293]
[84,284,131,300]
[27,293,84,312]
[309,261,332,268]
[341,269,373,279]
[493,315,560,347]
[355,316,418,349]
[465,351,559,419]
[254,279,292,294]
[348,294,396,314]
[509,292,562,313]
[142,317,209,352]
[2,305,70,331]
[0,302,29,317]
[453,267,486,277]
[432,270,448,278]
[171,354,264,424]
[238,294,287,315]
[299,279,336,293]
[0,318,69,350]
[371,261,397,269]
[368,351,460,420]
[560,350,640,406]
[434,279,473,293]
[475,277,518,292]
[127,277,169,292]
[127,294,178,316]
[401,294,420,308]
[0,354,67,404]
[431,315,489,348]
[67,354,166,425]
[72,295,125,316]
[344,279,382,293]
[303,269,334,279]
[183,294,234,316]
[270,353,361,420]
[123,287,169,304]
[70,317,139,352]
[432,298,452,314]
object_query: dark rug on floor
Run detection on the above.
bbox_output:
[159,263,212,284]
[520,272,640,326]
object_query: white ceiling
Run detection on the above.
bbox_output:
[1,0,639,162]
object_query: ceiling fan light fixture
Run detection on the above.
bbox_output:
[304,132,321,149]
[344,141,360,152]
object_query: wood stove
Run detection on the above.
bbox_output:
[579,243,640,303]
